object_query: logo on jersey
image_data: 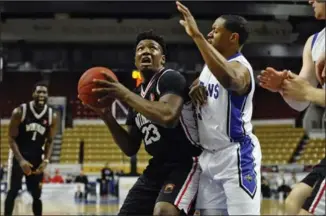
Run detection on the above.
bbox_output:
[164,183,175,193]
[26,123,46,135]
[199,81,219,99]
[43,119,48,125]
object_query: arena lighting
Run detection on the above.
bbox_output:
[132,70,141,79]
[132,70,142,87]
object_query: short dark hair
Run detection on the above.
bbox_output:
[220,15,249,46]
[135,30,167,55]
[33,80,49,91]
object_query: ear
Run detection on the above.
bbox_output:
[230,32,239,44]
[161,55,166,65]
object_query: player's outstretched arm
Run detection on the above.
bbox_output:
[259,35,319,111]
[8,107,33,175]
[176,1,251,95]
[282,73,325,107]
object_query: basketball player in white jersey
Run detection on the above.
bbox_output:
[176,1,261,215]
[258,0,325,108]
[258,1,325,215]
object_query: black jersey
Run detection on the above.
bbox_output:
[15,101,53,160]
[126,68,202,161]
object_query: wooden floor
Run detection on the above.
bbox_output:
[0,197,285,215]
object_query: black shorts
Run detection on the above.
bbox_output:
[7,154,43,197]
[302,177,326,215]
[118,157,200,215]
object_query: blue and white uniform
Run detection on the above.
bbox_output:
[195,53,262,215]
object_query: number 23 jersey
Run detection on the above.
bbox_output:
[126,68,202,160]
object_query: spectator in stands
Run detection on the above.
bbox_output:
[101,162,114,196]
[267,173,279,199]
[261,176,271,198]
[75,170,89,199]
[74,184,83,200]
[42,172,51,183]
[65,174,73,183]
[51,169,64,184]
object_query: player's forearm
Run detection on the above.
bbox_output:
[8,138,25,162]
[281,91,310,111]
[100,112,138,156]
[305,87,325,107]
[123,92,178,127]
[43,139,54,161]
[192,33,240,89]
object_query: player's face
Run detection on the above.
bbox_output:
[135,39,165,72]
[33,86,48,106]
[309,0,326,19]
[207,18,239,53]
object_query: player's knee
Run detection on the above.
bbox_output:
[153,202,179,216]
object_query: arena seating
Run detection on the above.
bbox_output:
[254,124,304,165]
[297,138,325,165]
[0,124,10,164]
[61,124,131,173]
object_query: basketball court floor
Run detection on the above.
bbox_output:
[0,197,285,215]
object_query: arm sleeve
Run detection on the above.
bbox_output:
[157,70,187,99]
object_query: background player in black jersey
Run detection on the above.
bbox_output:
[82,30,202,215]
[4,81,58,216]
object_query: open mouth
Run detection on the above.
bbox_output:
[141,56,152,65]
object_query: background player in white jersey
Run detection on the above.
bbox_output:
[258,1,325,215]
[258,0,325,109]
[176,1,261,215]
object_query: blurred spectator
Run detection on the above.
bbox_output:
[100,162,114,196]
[288,172,298,188]
[65,174,73,183]
[261,176,271,198]
[51,169,64,183]
[268,173,279,199]
[74,184,83,200]
[75,170,89,199]
[42,172,52,183]
[101,162,114,181]
[278,172,292,201]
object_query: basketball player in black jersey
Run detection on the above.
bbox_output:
[4,81,58,216]
[83,30,202,215]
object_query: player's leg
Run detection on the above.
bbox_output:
[4,156,24,216]
[223,137,262,215]
[25,172,44,216]
[154,157,201,216]
[285,182,313,215]
[301,178,326,215]
[118,174,160,215]
[195,150,228,215]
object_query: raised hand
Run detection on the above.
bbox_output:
[176,1,202,38]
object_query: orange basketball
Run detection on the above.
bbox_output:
[78,67,118,108]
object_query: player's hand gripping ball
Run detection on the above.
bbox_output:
[78,67,118,108]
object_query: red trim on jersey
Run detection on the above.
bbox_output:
[311,179,326,214]
[175,157,198,208]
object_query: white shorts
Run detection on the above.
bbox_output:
[196,134,262,215]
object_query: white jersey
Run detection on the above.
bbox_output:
[197,52,256,151]
[311,28,325,63]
